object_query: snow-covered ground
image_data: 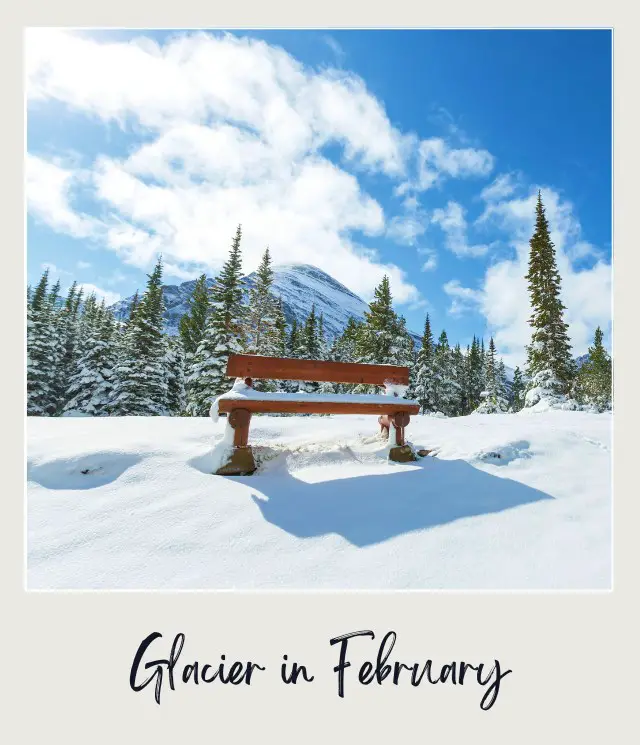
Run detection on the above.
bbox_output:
[27,410,611,590]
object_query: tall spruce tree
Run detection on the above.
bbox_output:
[414,314,436,413]
[432,330,459,416]
[576,327,612,411]
[165,336,187,415]
[510,366,525,412]
[64,299,117,416]
[475,337,508,413]
[53,281,83,413]
[524,192,575,407]
[186,225,246,415]
[27,269,60,415]
[111,258,169,416]
[179,274,210,357]
[273,297,288,358]
[245,248,280,358]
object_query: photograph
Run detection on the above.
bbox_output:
[25,27,612,591]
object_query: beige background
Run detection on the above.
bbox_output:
[4,3,637,742]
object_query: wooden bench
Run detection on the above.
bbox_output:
[213,354,420,475]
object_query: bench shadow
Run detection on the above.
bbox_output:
[238,458,554,547]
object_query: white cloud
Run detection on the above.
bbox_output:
[76,260,91,269]
[431,201,490,258]
[386,213,428,246]
[480,172,519,202]
[26,154,99,238]
[26,29,424,305]
[76,283,121,305]
[443,279,484,316]
[398,137,494,193]
[416,246,437,272]
[444,187,611,367]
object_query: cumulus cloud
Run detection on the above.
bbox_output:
[431,201,491,258]
[76,283,122,306]
[398,137,494,194]
[444,187,611,367]
[26,29,429,304]
[479,172,519,202]
[26,154,99,238]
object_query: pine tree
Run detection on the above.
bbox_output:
[414,314,436,413]
[452,343,467,415]
[273,297,288,357]
[357,276,397,367]
[27,269,60,415]
[64,299,117,416]
[179,274,210,357]
[53,281,83,413]
[186,225,246,415]
[466,336,485,412]
[301,305,320,360]
[298,305,320,392]
[165,336,187,415]
[111,258,169,416]
[127,291,140,327]
[432,330,459,416]
[475,337,508,413]
[287,318,300,358]
[510,366,525,412]
[576,327,612,411]
[245,248,280,358]
[524,192,576,407]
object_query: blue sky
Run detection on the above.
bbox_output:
[26,29,612,367]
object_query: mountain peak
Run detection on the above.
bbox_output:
[110,262,371,340]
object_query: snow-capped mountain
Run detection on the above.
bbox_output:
[110,263,416,342]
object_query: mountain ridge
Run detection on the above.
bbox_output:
[109,262,422,344]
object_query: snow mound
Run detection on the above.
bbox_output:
[475,441,533,466]
[28,452,142,490]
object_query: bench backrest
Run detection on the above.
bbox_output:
[226,354,409,386]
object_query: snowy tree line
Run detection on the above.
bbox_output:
[27,204,611,418]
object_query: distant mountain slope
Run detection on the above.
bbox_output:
[110,262,417,342]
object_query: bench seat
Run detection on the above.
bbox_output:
[215,389,420,416]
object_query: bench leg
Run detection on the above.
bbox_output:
[215,408,257,476]
[378,414,390,440]
[388,412,417,463]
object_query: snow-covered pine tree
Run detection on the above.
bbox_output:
[510,366,525,412]
[357,276,396,367]
[245,247,280,358]
[524,192,576,408]
[330,317,361,393]
[179,274,209,358]
[576,326,612,411]
[452,343,467,416]
[273,297,288,358]
[64,299,117,416]
[53,281,83,413]
[287,318,300,358]
[111,258,169,416]
[165,336,187,415]
[27,269,60,416]
[466,336,485,413]
[475,337,508,413]
[497,359,509,407]
[432,330,459,416]
[315,313,336,393]
[186,225,246,415]
[297,305,321,392]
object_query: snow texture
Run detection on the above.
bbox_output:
[27,410,611,590]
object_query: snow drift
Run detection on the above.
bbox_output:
[27,410,611,590]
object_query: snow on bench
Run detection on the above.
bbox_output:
[210,355,420,475]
